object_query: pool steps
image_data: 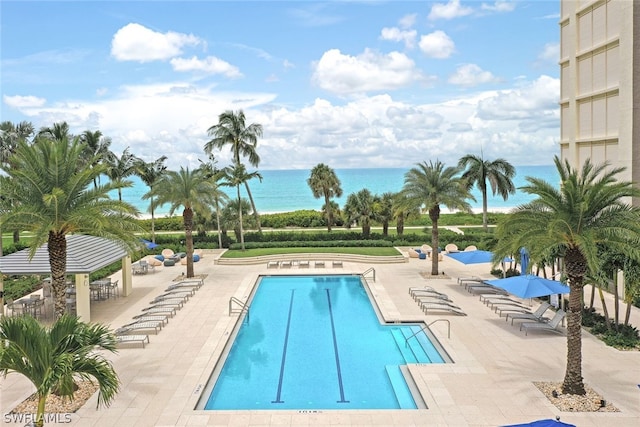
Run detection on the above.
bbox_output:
[385,365,417,409]
[391,328,432,364]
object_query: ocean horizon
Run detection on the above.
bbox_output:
[116,165,559,218]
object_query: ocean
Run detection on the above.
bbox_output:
[117,165,559,217]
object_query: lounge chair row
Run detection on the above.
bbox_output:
[408,286,467,316]
[266,260,343,269]
[115,278,205,348]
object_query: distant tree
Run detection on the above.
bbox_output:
[105,148,141,201]
[375,192,395,236]
[37,121,72,142]
[220,163,262,250]
[197,156,230,249]
[493,156,640,395]
[79,129,113,188]
[136,156,168,242]
[205,110,264,231]
[401,160,473,275]
[145,167,215,277]
[392,193,420,237]
[0,136,142,317]
[343,189,376,238]
[307,163,343,232]
[458,154,516,230]
[0,315,120,427]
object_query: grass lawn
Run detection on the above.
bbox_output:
[221,247,401,258]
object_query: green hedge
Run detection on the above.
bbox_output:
[229,239,393,250]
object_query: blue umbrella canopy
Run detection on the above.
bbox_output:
[503,418,575,427]
[485,275,570,299]
[447,250,512,265]
[140,239,158,249]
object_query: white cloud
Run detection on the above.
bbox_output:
[111,23,202,62]
[476,75,559,120]
[380,27,417,49]
[538,42,560,63]
[399,14,417,29]
[312,48,430,95]
[170,56,242,78]
[3,95,46,108]
[481,1,517,13]
[448,64,500,87]
[419,31,455,59]
[428,0,473,21]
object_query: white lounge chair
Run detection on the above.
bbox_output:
[267,261,279,269]
[116,321,163,335]
[506,302,551,324]
[298,260,310,268]
[520,310,565,335]
[314,261,325,268]
[116,334,150,348]
[421,303,466,316]
[332,260,343,268]
[137,307,177,317]
[280,260,292,268]
[128,315,169,325]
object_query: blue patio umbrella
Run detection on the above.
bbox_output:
[140,239,158,250]
[520,247,530,274]
[446,250,513,265]
[485,275,570,299]
[502,418,575,427]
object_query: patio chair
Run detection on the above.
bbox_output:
[280,260,292,268]
[495,305,535,317]
[4,298,23,317]
[415,294,454,305]
[116,334,150,348]
[457,276,484,287]
[445,243,459,253]
[139,259,155,274]
[267,261,279,269]
[105,279,119,299]
[298,260,310,268]
[166,278,204,291]
[464,245,478,251]
[520,309,566,335]
[150,296,187,307]
[145,299,184,309]
[138,306,177,317]
[161,248,175,259]
[116,321,163,335]
[409,287,448,300]
[506,302,551,324]
[332,260,343,268]
[314,261,325,268]
[421,303,466,316]
[418,299,461,311]
[128,315,170,325]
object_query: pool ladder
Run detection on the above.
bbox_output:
[229,297,250,323]
[363,267,376,282]
[405,319,450,347]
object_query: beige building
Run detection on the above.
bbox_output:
[559,0,640,184]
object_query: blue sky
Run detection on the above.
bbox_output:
[1,0,560,171]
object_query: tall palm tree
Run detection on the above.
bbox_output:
[0,136,142,317]
[197,157,230,249]
[136,156,168,242]
[343,189,376,238]
[458,154,516,231]
[307,163,343,232]
[0,314,119,427]
[37,121,72,141]
[493,156,640,395]
[205,109,264,231]
[220,163,262,250]
[105,147,140,201]
[392,193,420,236]
[145,167,215,277]
[375,192,395,236]
[79,129,113,188]
[401,160,474,275]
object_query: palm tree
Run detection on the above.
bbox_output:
[197,157,230,249]
[105,147,140,201]
[0,314,120,427]
[458,154,515,231]
[37,121,72,141]
[220,163,262,250]
[493,156,640,395]
[401,160,474,275]
[343,189,376,238]
[205,109,264,231]
[307,163,343,232]
[375,192,395,236]
[145,167,215,277]
[392,193,420,236]
[136,156,168,242]
[79,130,113,188]
[0,136,142,317]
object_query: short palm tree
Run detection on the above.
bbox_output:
[401,160,474,275]
[375,192,395,236]
[79,129,113,188]
[205,110,264,231]
[145,167,215,277]
[0,314,120,427]
[220,163,262,250]
[105,147,140,201]
[343,189,376,238]
[136,156,168,242]
[493,156,640,395]
[307,163,343,232]
[458,154,515,231]
[0,137,143,318]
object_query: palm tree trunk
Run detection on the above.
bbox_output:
[13,229,19,243]
[482,186,488,231]
[183,208,195,278]
[613,274,620,328]
[215,200,223,249]
[36,394,46,427]
[429,205,441,276]
[562,278,586,395]
[48,230,67,319]
[597,286,611,330]
[396,215,404,236]
[243,182,261,232]
[237,185,245,250]
[325,194,332,232]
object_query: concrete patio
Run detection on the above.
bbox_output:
[1,249,639,426]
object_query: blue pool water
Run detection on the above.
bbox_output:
[202,275,446,410]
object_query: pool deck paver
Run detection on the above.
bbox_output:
[2,249,639,426]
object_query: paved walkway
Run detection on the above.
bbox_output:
[2,250,639,426]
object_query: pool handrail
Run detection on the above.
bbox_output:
[363,267,376,282]
[405,319,451,346]
[229,297,250,323]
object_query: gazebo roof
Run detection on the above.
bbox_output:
[0,234,128,275]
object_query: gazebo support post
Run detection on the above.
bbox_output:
[75,273,91,321]
[122,257,132,297]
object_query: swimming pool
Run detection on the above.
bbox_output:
[199,275,449,410]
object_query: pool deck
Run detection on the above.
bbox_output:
[2,249,639,426]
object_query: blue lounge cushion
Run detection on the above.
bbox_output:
[193,254,200,262]
[155,254,164,261]
[419,253,427,260]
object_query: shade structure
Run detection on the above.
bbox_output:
[502,418,575,427]
[141,238,158,249]
[485,275,570,299]
[446,250,512,265]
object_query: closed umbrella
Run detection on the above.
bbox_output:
[520,247,530,274]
